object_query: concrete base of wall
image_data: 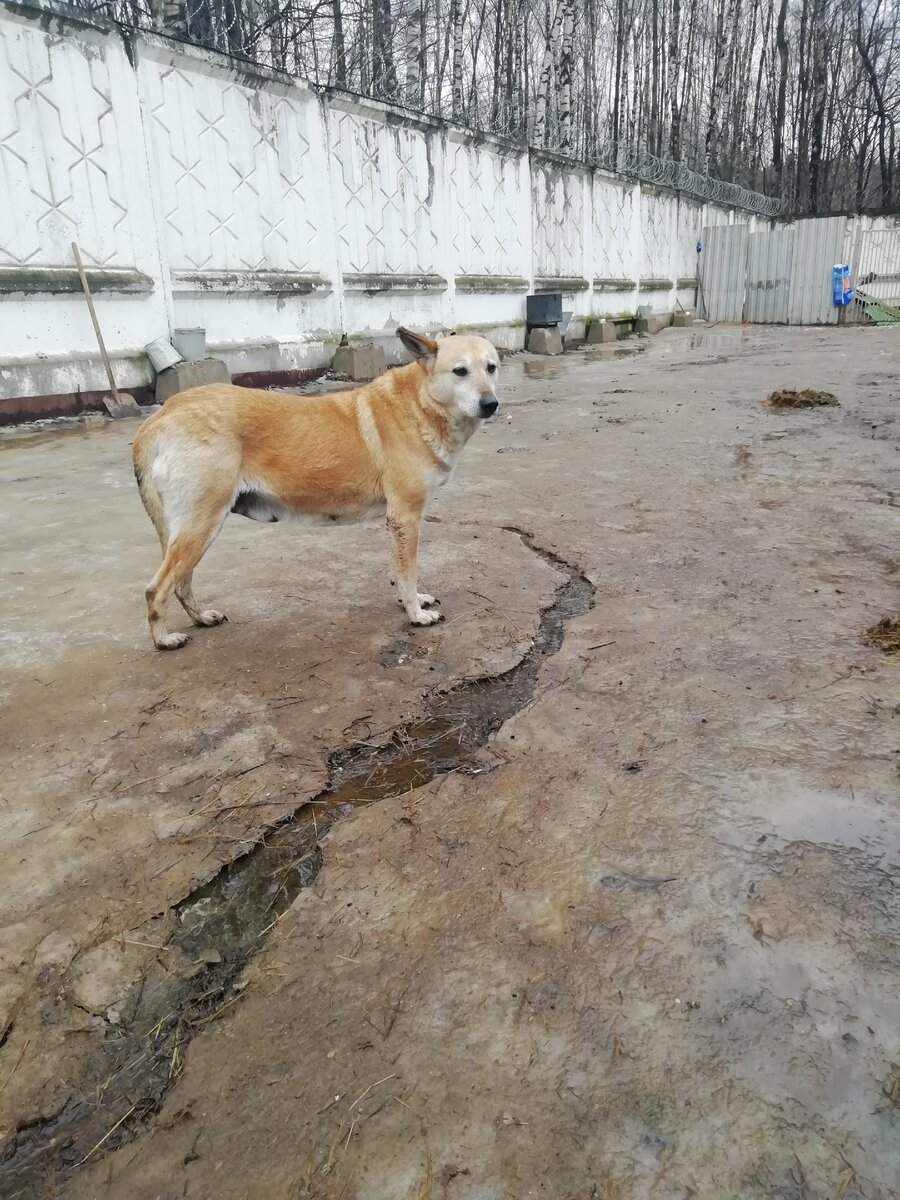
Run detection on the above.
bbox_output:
[673,311,694,328]
[0,386,154,427]
[0,366,338,426]
[0,320,529,425]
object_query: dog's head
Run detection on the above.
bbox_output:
[398,327,499,420]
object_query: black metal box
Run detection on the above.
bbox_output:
[526,292,562,327]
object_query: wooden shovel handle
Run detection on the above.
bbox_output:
[72,241,121,403]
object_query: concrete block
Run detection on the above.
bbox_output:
[673,311,694,328]
[527,327,563,355]
[332,343,385,381]
[586,320,617,344]
[635,314,673,336]
[155,357,230,403]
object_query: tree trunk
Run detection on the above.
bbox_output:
[611,0,626,161]
[534,1,563,147]
[405,3,422,105]
[467,0,490,123]
[704,0,728,174]
[451,0,464,120]
[773,0,789,193]
[332,0,346,88]
[649,0,660,154]
[558,0,575,151]
[856,0,893,206]
[372,0,398,99]
[491,0,504,127]
[668,0,681,161]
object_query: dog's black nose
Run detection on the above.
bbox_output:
[479,395,499,417]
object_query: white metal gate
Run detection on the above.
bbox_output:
[698,225,749,322]
[699,216,873,325]
[786,216,847,324]
[746,228,794,323]
[847,226,900,325]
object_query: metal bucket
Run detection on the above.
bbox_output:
[145,336,182,373]
[172,327,206,362]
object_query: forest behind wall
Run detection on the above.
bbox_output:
[76,0,899,213]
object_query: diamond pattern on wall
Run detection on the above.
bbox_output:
[449,142,525,278]
[593,176,635,279]
[143,63,320,273]
[640,191,673,278]
[532,161,585,279]
[328,109,438,277]
[0,22,131,267]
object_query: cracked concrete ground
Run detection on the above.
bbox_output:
[1,325,899,1199]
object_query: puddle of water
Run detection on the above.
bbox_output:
[581,344,645,362]
[653,331,745,354]
[0,527,593,1193]
[757,785,900,861]
[718,775,900,864]
[0,416,136,451]
[523,343,644,380]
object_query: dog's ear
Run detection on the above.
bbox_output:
[397,327,439,362]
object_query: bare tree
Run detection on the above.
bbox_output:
[557,0,575,151]
[372,0,398,99]
[534,1,563,147]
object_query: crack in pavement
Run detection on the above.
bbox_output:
[0,527,593,1198]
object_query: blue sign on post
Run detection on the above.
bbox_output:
[833,263,852,305]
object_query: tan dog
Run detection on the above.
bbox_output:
[132,327,500,650]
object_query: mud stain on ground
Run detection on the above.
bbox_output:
[765,387,839,409]
[864,614,900,655]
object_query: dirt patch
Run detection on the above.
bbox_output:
[764,387,839,409]
[864,614,900,655]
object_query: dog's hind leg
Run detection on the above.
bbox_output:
[145,489,233,651]
[175,570,228,629]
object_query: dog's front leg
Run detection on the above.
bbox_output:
[387,507,443,626]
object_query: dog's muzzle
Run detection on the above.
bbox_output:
[478,395,499,418]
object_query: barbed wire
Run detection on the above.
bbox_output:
[591,144,784,217]
[68,0,783,216]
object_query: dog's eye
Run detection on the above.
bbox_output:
[486,362,497,374]
[453,366,469,377]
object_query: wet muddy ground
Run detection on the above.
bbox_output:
[1,324,899,1199]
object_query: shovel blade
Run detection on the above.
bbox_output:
[101,392,142,419]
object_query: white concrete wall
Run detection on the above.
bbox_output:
[0,7,170,401]
[0,1,760,409]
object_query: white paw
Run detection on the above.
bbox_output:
[155,631,191,651]
[196,609,227,627]
[409,608,444,627]
[398,593,439,608]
